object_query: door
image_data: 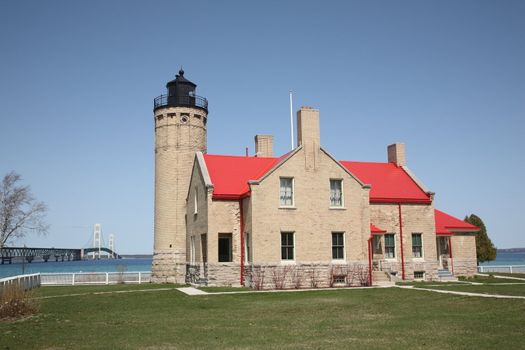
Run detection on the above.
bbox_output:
[437,237,449,270]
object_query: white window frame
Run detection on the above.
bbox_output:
[194,187,198,215]
[279,177,295,208]
[190,235,196,264]
[411,233,424,260]
[331,232,346,262]
[414,271,425,280]
[384,233,396,260]
[329,179,344,208]
[281,231,295,263]
[244,232,251,263]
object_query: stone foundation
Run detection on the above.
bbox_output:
[187,263,371,289]
[151,251,186,283]
[451,258,477,276]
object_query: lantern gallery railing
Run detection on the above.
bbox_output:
[153,93,208,111]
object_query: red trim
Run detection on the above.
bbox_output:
[367,236,373,286]
[398,203,406,280]
[239,199,245,286]
[212,192,251,200]
[448,236,454,274]
[370,198,432,204]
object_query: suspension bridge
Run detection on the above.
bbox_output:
[0,224,121,264]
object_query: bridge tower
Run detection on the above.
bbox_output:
[152,70,208,283]
[92,224,102,260]
[108,234,115,259]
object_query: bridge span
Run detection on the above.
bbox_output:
[0,247,121,264]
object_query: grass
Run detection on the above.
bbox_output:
[460,275,525,284]
[1,284,525,349]
[198,286,251,293]
[482,272,525,279]
[415,284,525,297]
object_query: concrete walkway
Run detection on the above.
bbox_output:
[176,287,209,295]
[478,274,525,281]
[398,285,525,300]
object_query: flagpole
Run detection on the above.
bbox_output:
[289,90,294,150]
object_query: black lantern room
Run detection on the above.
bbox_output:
[154,69,208,112]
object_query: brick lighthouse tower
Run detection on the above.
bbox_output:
[152,70,208,283]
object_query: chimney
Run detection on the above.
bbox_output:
[388,143,406,166]
[297,106,320,147]
[297,106,320,170]
[255,135,273,157]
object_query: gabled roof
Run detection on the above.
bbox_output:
[340,161,431,204]
[435,209,479,235]
[203,154,279,199]
[202,154,432,203]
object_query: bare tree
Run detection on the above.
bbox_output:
[0,172,48,248]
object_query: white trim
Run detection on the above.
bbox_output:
[196,152,213,188]
[411,232,424,260]
[384,233,396,260]
[281,231,295,262]
[401,165,433,196]
[193,187,198,215]
[251,146,303,185]
[279,176,295,208]
[329,178,344,208]
[331,231,346,263]
[320,147,370,189]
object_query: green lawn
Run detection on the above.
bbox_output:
[1,284,525,349]
[482,272,525,279]
[416,283,525,297]
[198,286,251,293]
[460,275,525,284]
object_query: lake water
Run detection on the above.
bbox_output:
[0,258,152,279]
[1,251,524,279]
[479,251,525,266]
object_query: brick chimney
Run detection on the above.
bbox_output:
[255,135,273,157]
[297,106,320,170]
[388,143,406,166]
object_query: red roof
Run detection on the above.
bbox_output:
[340,161,431,204]
[203,154,431,203]
[435,209,479,235]
[370,223,386,234]
[203,154,279,199]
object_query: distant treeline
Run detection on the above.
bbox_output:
[498,248,525,253]
[120,254,153,259]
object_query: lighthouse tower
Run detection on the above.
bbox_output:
[152,70,208,282]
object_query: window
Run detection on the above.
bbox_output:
[281,232,294,260]
[201,234,207,263]
[332,232,345,260]
[385,234,395,258]
[245,232,252,263]
[414,271,425,280]
[412,233,423,258]
[280,177,294,206]
[218,233,232,262]
[194,188,198,215]
[190,236,196,264]
[330,179,343,207]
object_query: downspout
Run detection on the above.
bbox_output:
[398,203,406,280]
[367,235,373,286]
[448,236,454,274]
[239,199,245,286]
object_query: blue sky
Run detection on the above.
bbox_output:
[1,1,524,253]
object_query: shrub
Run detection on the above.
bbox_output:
[0,284,39,320]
